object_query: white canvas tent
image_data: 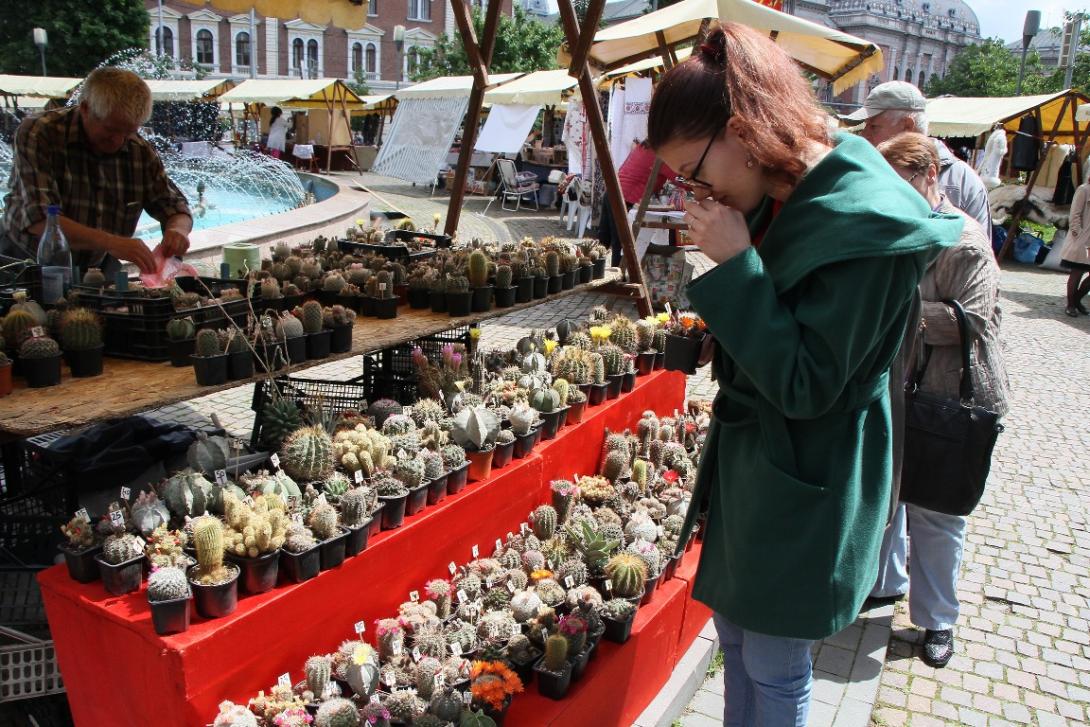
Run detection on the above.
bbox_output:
[395,73,524,100]
[0,74,81,99]
[927,91,1088,140]
[143,79,233,103]
[484,70,577,106]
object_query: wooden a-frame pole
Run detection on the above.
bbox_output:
[558,0,652,317]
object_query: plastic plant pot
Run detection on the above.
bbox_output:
[602,613,635,644]
[577,265,593,285]
[407,288,430,309]
[547,275,563,295]
[588,383,609,406]
[606,374,623,400]
[663,334,704,375]
[569,648,591,682]
[280,545,320,584]
[228,550,280,594]
[95,554,144,596]
[167,337,195,367]
[636,351,656,376]
[373,297,399,320]
[640,574,661,605]
[515,278,533,304]
[465,448,494,482]
[470,286,494,313]
[60,544,102,583]
[577,382,592,400]
[446,462,469,495]
[64,346,103,377]
[592,258,607,279]
[446,292,472,317]
[318,527,350,570]
[512,428,539,459]
[560,270,576,290]
[189,563,240,618]
[532,277,548,299]
[654,350,665,370]
[533,659,573,700]
[379,494,408,530]
[0,364,11,396]
[566,399,587,425]
[25,354,63,388]
[330,324,353,353]
[430,290,448,313]
[360,296,375,317]
[663,554,680,581]
[149,595,191,636]
[227,350,254,381]
[367,503,385,538]
[508,647,541,687]
[192,354,228,386]
[284,336,307,364]
[491,440,515,469]
[406,482,429,516]
[344,518,374,557]
[426,475,449,506]
[538,408,568,441]
[621,371,637,393]
[494,286,517,308]
[306,330,333,359]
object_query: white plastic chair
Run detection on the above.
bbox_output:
[496,158,540,212]
[564,177,592,238]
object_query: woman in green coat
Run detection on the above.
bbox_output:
[648,24,964,726]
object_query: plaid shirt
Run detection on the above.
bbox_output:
[1,106,190,268]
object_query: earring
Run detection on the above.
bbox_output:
[745,155,755,169]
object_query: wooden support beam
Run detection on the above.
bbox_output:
[566,0,608,78]
[999,96,1071,260]
[559,0,652,317]
[444,0,504,236]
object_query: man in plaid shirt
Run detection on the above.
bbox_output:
[1,67,192,274]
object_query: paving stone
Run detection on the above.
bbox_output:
[686,689,723,719]
[1035,710,1070,727]
[873,706,907,727]
[1002,702,1033,724]
[1056,700,1087,722]
[931,700,960,720]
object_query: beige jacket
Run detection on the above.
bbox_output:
[1061,183,1090,265]
[915,200,1010,416]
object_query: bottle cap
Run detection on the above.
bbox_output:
[47,204,61,216]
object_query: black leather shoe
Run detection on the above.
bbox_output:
[922,629,954,668]
[1078,302,1090,315]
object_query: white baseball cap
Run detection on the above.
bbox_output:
[841,81,926,122]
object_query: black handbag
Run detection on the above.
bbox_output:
[899,299,1004,516]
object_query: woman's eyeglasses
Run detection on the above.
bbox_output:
[673,134,717,192]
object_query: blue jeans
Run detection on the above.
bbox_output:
[871,503,967,631]
[713,613,814,727]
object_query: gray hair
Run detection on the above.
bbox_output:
[885,108,929,136]
[80,67,152,126]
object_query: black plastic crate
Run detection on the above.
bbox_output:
[0,255,43,316]
[250,374,369,449]
[361,325,475,405]
[336,239,436,264]
[0,570,46,627]
[0,494,66,570]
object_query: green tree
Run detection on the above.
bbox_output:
[927,38,1051,97]
[0,0,148,77]
[413,6,565,80]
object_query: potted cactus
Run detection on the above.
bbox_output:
[663,312,708,375]
[259,276,283,311]
[442,444,469,495]
[339,487,375,556]
[634,319,658,376]
[531,263,548,300]
[493,264,517,309]
[191,328,228,386]
[566,387,588,425]
[301,300,332,359]
[407,268,431,309]
[446,275,472,317]
[166,317,197,367]
[394,455,429,516]
[188,516,241,618]
[0,351,11,397]
[57,308,104,377]
[452,407,499,482]
[492,429,515,469]
[600,598,637,643]
[559,253,578,291]
[365,270,398,320]
[544,251,562,295]
[58,512,102,583]
[559,613,591,681]
[320,272,347,307]
[469,660,523,723]
[19,334,63,388]
[222,328,254,381]
[375,475,409,530]
[599,344,626,400]
[604,552,648,606]
[467,250,494,313]
[422,449,448,506]
[222,493,287,593]
[95,532,145,595]
[533,633,572,700]
[533,382,570,441]
[591,246,607,279]
[652,327,667,370]
[280,522,320,583]
[621,357,637,393]
[508,405,539,459]
[276,311,307,364]
[586,352,608,406]
[577,254,594,285]
[325,304,356,353]
[308,499,349,570]
[147,566,192,635]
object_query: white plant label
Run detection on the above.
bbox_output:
[665,301,673,317]
[485,576,495,588]
[391,643,403,656]
[379,283,387,292]
[463,691,473,706]
[564,576,575,589]
[109,510,124,528]
[495,538,503,552]
[397,449,409,461]
[292,512,303,524]
[448,561,457,576]
[434,673,446,688]
[604,579,613,592]
[277,673,291,688]
[541,628,548,642]
[507,580,517,593]
[134,536,145,550]
[120,486,131,500]
[450,642,462,656]
[214,469,228,486]
[471,544,479,558]
[262,316,273,328]
[404,407,413,417]
[316,493,328,506]
[457,589,468,603]
[520,522,529,535]
[412,646,421,662]
[244,495,255,507]
[384,670,397,687]
[75,507,89,522]
[354,621,366,635]
[269,453,280,469]
[409,590,419,602]
[370,694,381,705]
[31,326,46,338]
[354,470,364,484]
[507,531,514,541]
[287,496,298,509]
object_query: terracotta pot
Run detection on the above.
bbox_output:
[466,448,494,482]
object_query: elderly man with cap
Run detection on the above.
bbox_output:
[845,81,992,242]
[1,67,192,276]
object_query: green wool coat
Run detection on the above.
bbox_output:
[678,133,965,640]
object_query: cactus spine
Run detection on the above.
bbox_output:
[468,250,489,288]
[195,328,222,357]
[542,633,568,672]
[301,300,324,334]
[147,566,189,602]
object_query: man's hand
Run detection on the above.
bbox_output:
[107,236,157,274]
[159,228,191,258]
[684,199,752,265]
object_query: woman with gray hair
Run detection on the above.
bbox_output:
[871,131,1009,669]
[0,66,192,275]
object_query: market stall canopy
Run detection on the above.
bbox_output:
[358,93,397,114]
[484,70,577,106]
[927,90,1089,139]
[565,0,883,94]
[1,96,51,109]
[219,79,365,109]
[396,73,524,100]
[143,79,234,102]
[1079,103,1090,122]
[0,74,81,99]
[605,46,694,78]
[204,0,363,29]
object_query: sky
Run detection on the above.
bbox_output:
[974,0,1086,42]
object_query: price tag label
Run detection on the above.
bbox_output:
[30,326,45,338]
[120,486,131,500]
[379,283,388,292]
[397,448,409,461]
[244,495,255,507]
[214,469,228,486]
[506,580,516,594]
[412,646,422,662]
[457,589,468,604]
[471,544,479,559]
[409,590,420,602]
[355,620,366,635]
[604,579,613,593]
[463,691,473,706]
[665,301,673,317]
[485,576,494,588]
[434,673,446,688]
[277,673,291,688]
[392,642,403,656]
[354,470,364,484]
[75,507,89,522]
[134,535,146,550]
[109,510,125,528]
[540,628,548,643]
[269,453,281,469]
[287,496,298,509]
[292,512,304,524]
[404,406,413,417]
[507,531,514,541]
[448,561,457,576]
[370,694,382,705]
[316,493,328,506]
[520,522,529,535]
[384,669,397,687]
[564,576,575,589]
[450,642,463,656]
[495,538,503,553]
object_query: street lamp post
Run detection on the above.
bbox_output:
[393,25,406,90]
[1016,10,1041,95]
[32,28,48,76]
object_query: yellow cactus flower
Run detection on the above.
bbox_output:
[352,643,376,665]
[543,339,558,356]
[656,312,670,324]
[470,328,481,340]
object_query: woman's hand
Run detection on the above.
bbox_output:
[684,199,752,264]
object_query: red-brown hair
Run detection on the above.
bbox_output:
[647,23,829,187]
[876,132,939,176]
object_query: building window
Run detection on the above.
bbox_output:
[292,38,305,70]
[196,29,215,66]
[918,69,925,87]
[892,67,898,81]
[352,42,363,72]
[366,43,377,75]
[406,47,421,78]
[236,31,251,67]
[368,0,378,15]
[307,39,320,77]
[155,27,174,57]
[408,0,431,21]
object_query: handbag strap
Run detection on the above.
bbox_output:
[910,298,975,403]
